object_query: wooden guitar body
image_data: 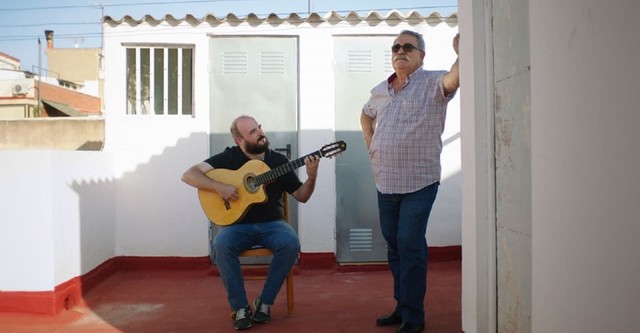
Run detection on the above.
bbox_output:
[197,141,346,226]
[198,160,271,226]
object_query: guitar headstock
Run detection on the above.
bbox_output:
[320,140,347,158]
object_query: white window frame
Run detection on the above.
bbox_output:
[124,43,194,116]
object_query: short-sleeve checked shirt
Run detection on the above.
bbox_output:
[362,69,456,194]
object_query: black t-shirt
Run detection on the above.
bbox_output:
[204,146,302,224]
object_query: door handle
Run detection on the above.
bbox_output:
[275,144,292,159]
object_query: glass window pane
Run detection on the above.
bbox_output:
[126,48,137,115]
[140,48,150,115]
[182,48,193,115]
[168,48,178,115]
[154,48,164,115]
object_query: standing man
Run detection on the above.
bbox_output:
[182,115,320,330]
[360,30,459,333]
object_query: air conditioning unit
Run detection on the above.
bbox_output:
[12,83,29,96]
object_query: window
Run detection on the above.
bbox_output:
[125,45,193,115]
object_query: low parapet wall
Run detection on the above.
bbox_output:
[0,118,104,150]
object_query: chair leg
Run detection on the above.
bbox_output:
[286,269,294,314]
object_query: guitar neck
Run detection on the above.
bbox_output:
[256,150,322,185]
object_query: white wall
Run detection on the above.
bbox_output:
[0,152,55,291]
[459,1,495,332]
[0,151,114,291]
[461,1,640,332]
[102,13,462,256]
[530,1,640,332]
[101,21,213,257]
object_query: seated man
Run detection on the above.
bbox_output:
[181,115,320,330]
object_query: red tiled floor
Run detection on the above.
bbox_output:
[0,261,461,333]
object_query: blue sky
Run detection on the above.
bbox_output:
[0,0,457,72]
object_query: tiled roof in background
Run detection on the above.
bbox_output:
[103,10,458,26]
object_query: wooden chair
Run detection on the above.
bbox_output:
[238,194,295,315]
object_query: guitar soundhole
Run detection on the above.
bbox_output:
[243,174,259,193]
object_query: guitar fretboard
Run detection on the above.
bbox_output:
[255,151,322,185]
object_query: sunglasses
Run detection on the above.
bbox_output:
[391,43,421,53]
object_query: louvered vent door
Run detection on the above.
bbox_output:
[209,36,297,149]
[334,35,395,262]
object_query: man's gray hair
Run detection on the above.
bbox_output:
[399,30,425,51]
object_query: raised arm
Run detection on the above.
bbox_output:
[443,33,460,96]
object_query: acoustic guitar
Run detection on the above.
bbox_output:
[198,141,347,226]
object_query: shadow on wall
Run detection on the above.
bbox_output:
[72,130,211,266]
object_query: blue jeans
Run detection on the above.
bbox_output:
[377,182,439,325]
[213,220,300,310]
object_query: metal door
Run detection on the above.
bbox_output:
[208,36,299,264]
[334,35,395,262]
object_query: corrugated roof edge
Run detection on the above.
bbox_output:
[102,10,458,26]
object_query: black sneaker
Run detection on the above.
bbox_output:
[397,322,425,333]
[233,306,253,330]
[376,311,402,326]
[252,297,271,324]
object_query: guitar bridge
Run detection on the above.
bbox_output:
[223,200,231,210]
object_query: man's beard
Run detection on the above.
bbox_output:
[244,136,269,154]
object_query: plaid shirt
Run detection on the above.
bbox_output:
[363,69,456,194]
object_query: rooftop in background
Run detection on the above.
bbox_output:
[0,0,458,72]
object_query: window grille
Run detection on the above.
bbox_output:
[125,46,193,116]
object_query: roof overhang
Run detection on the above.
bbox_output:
[42,99,86,117]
